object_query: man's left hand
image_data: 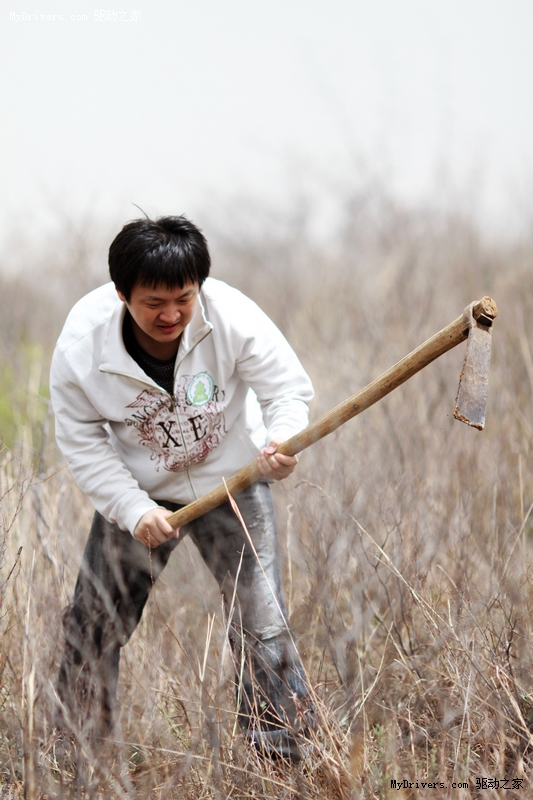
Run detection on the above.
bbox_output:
[257,440,298,481]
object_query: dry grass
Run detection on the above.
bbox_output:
[1,193,533,797]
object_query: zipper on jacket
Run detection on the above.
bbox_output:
[170,327,213,497]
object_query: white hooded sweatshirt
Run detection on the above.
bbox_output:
[50,278,314,534]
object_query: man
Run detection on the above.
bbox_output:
[50,215,314,760]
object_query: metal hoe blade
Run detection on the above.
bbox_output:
[454,302,493,430]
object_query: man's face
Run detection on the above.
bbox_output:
[117,282,199,349]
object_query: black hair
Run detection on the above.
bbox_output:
[108,215,211,301]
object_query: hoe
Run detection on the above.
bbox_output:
[166,297,497,530]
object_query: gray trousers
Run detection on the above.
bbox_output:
[56,483,311,740]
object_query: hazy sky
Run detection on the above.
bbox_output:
[2,0,532,243]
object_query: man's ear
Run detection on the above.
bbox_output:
[116,286,127,304]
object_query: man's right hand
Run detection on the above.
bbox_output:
[134,508,180,548]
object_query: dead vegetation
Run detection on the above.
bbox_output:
[1,191,533,797]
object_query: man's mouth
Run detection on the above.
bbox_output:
[158,323,179,334]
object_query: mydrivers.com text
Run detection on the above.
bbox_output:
[390,781,466,791]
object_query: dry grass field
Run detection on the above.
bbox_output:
[1,194,533,797]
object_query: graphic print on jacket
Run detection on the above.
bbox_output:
[125,373,226,472]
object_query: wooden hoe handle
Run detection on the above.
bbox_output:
[166,296,497,529]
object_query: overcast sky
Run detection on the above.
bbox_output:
[1,0,532,246]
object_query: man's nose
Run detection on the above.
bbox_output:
[159,307,180,322]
